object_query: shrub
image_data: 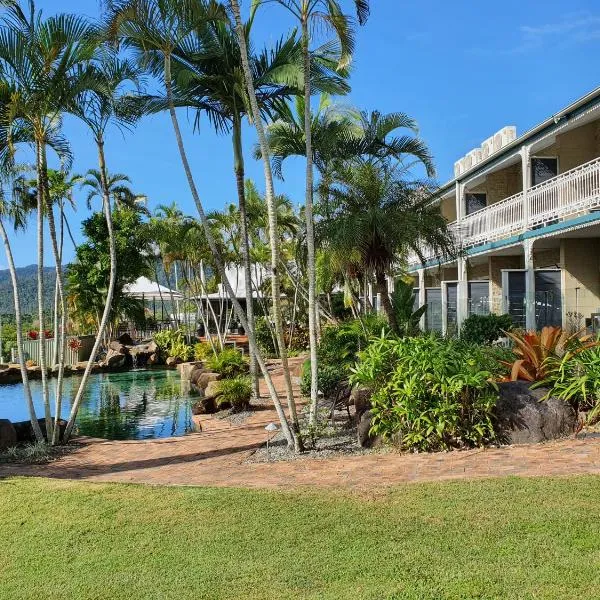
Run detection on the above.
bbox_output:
[254,316,276,357]
[153,329,193,362]
[540,345,600,423]
[206,348,248,378]
[217,376,252,412]
[460,313,513,345]
[300,360,343,398]
[350,335,498,451]
[503,326,597,382]
[300,315,390,400]
[193,341,214,361]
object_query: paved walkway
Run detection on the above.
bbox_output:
[2,359,600,489]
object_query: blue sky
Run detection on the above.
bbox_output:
[4,0,600,267]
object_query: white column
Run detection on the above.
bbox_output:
[455,181,465,222]
[521,145,531,228]
[457,257,469,330]
[418,269,426,330]
[524,239,536,330]
[441,282,448,336]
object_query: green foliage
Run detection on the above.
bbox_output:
[460,313,514,345]
[300,360,343,399]
[153,329,193,362]
[300,315,389,398]
[217,376,252,412]
[206,348,248,379]
[391,280,426,336]
[67,208,153,331]
[350,335,498,451]
[542,345,600,423]
[193,341,214,361]
[254,316,276,357]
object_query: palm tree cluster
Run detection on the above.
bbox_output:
[0,0,452,453]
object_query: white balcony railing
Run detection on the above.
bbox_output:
[409,155,600,267]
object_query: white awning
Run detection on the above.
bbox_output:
[123,277,183,300]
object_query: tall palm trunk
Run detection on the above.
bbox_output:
[0,218,43,441]
[39,143,67,445]
[163,53,295,449]
[35,139,52,440]
[302,17,319,427]
[64,137,117,442]
[232,115,259,398]
[375,269,398,333]
[230,0,301,451]
[52,198,65,367]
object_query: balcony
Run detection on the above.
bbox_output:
[410,155,600,267]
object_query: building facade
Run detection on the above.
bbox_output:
[407,87,600,334]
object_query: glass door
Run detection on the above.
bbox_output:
[503,270,526,328]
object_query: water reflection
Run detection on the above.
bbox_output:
[0,369,198,440]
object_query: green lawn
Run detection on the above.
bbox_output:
[2,476,600,599]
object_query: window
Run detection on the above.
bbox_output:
[468,282,490,316]
[465,192,487,215]
[531,157,558,186]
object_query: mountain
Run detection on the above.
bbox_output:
[0,265,57,316]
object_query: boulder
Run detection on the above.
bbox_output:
[147,353,159,366]
[12,418,67,443]
[177,361,202,380]
[194,371,221,390]
[104,348,127,369]
[0,366,21,384]
[357,410,382,448]
[494,381,577,445]
[165,356,182,367]
[0,419,17,450]
[204,380,223,401]
[109,341,129,354]
[191,396,216,415]
[117,332,135,346]
[351,386,373,418]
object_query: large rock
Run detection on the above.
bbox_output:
[357,410,383,448]
[12,418,67,443]
[193,371,221,391]
[351,386,373,418]
[191,396,216,415]
[104,348,127,369]
[495,381,577,445]
[204,380,223,401]
[117,332,135,346]
[108,340,129,354]
[0,419,17,450]
[165,356,182,367]
[177,361,202,380]
[0,366,21,384]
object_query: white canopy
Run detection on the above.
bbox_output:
[123,276,183,300]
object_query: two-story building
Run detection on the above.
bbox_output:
[407,86,600,334]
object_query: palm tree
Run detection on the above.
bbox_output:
[229,0,305,450]
[262,0,369,425]
[0,1,99,442]
[64,56,142,443]
[319,160,455,332]
[82,169,146,211]
[0,174,43,441]
[161,12,304,399]
[106,0,296,450]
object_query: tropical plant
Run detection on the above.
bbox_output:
[542,345,600,424]
[217,375,252,411]
[319,160,455,333]
[206,347,248,379]
[0,175,43,441]
[266,0,370,428]
[350,335,498,451]
[81,169,146,211]
[460,313,514,345]
[503,326,598,382]
[153,329,192,361]
[193,341,214,361]
[390,280,426,337]
[107,0,297,450]
[0,0,100,442]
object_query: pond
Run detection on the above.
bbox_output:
[0,369,198,440]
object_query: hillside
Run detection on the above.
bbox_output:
[0,265,57,315]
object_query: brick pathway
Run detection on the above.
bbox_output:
[2,358,600,489]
